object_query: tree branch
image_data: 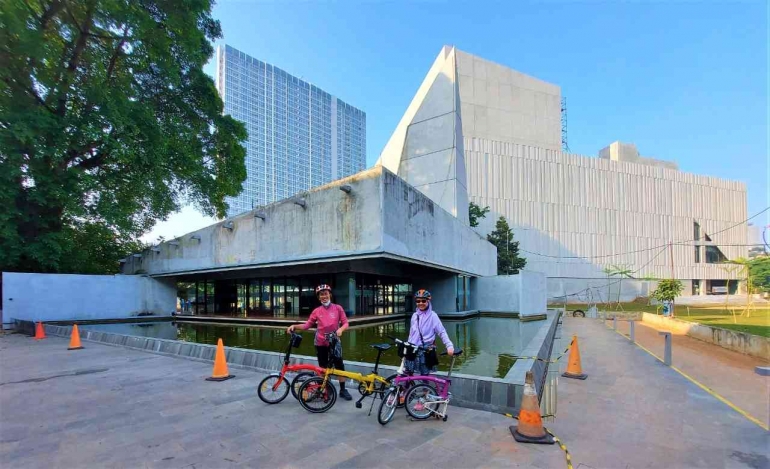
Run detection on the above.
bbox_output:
[105,25,130,82]
[39,0,65,30]
[56,2,96,117]
[1,76,56,114]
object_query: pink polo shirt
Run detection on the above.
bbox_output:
[302,303,349,346]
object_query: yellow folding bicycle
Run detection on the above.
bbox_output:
[297,333,393,413]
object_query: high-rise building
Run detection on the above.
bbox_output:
[216,44,366,217]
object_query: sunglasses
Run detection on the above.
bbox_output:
[415,299,428,303]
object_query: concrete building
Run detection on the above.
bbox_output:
[117,167,516,318]
[216,45,366,217]
[378,46,749,300]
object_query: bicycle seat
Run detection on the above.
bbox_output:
[441,348,463,356]
[370,343,391,352]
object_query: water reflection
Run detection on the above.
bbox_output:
[83,316,535,378]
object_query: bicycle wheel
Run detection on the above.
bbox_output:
[404,383,436,420]
[298,377,337,413]
[387,376,436,408]
[257,374,290,404]
[377,388,399,425]
[290,372,315,400]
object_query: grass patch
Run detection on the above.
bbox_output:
[553,301,770,338]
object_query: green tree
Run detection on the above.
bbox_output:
[468,202,489,228]
[650,279,683,304]
[0,0,247,274]
[487,216,526,275]
[748,256,770,293]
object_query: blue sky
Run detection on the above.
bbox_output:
[144,0,768,241]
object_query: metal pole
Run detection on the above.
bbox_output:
[630,320,635,343]
[613,316,617,331]
[659,331,672,366]
[669,242,676,317]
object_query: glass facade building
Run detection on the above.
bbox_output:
[216,45,366,217]
[176,274,414,318]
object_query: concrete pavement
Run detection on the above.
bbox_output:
[1,317,768,468]
[610,317,769,427]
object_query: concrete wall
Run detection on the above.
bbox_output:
[123,169,383,276]
[518,271,547,315]
[456,50,561,151]
[122,167,496,279]
[377,46,469,225]
[381,171,496,277]
[547,277,658,304]
[2,272,176,326]
[642,313,769,360]
[470,272,547,315]
[423,273,458,314]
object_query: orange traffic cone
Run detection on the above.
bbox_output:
[68,324,84,350]
[510,371,554,444]
[33,321,46,340]
[562,334,587,380]
[206,338,234,381]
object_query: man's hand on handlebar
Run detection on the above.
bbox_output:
[287,325,295,334]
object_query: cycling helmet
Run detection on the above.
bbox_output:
[414,289,431,300]
[315,284,332,295]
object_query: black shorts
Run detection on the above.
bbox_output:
[316,345,345,370]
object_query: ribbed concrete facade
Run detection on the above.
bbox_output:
[464,140,748,280]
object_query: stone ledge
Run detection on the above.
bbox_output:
[37,321,525,415]
[641,313,769,360]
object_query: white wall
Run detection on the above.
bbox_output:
[519,271,547,315]
[2,273,176,326]
[547,277,658,304]
[470,272,547,315]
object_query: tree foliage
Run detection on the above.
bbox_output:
[651,279,683,303]
[0,0,247,274]
[468,202,489,228]
[748,256,770,293]
[486,216,526,275]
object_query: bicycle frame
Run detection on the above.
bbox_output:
[388,336,461,420]
[269,334,324,392]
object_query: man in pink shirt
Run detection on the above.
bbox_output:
[286,284,352,400]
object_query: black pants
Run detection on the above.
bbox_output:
[315,345,345,370]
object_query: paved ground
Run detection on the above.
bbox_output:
[609,317,769,426]
[1,318,768,468]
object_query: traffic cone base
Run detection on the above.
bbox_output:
[561,334,587,380]
[511,370,554,445]
[33,321,46,340]
[68,324,84,350]
[206,338,234,381]
[206,374,234,382]
[510,425,555,444]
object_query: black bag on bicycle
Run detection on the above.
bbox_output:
[290,333,303,348]
[416,314,439,370]
[423,346,439,369]
[397,342,417,361]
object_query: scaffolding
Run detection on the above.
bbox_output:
[561,96,569,152]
